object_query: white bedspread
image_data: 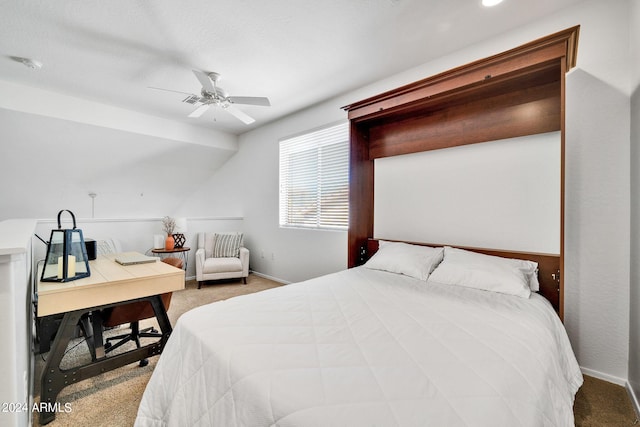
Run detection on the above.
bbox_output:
[135,267,582,427]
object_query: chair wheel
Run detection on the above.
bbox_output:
[139,358,149,367]
[104,342,112,350]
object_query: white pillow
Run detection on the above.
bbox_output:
[428,247,538,298]
[363,241,444,281]
[527,269,540,292]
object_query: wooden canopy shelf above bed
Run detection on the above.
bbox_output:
[343,26,579,318]
[343,26,579,157]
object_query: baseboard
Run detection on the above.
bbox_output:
[578,365,640,417]
[626,382,640,419]
[580,366,627,386]
[249,270,290,285]
[184,271,288,284]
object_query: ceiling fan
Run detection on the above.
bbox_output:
[151,70,270,124]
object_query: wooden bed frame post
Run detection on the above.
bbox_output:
[344,27,579,318]
[348,122,374,267]
[558,30,577,320]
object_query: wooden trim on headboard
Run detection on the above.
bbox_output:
[366,239,561,313]
[343,26,579,319]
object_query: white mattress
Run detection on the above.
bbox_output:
[135,267,582,427]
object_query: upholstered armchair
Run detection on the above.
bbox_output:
[195,232,249,288]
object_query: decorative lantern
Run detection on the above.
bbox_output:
[41,210,91,282]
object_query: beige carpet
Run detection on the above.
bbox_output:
[33,275,638,426]
[574,376,638,426]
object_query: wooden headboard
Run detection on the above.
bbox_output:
[343,27,579,319]
[366,239,560,312]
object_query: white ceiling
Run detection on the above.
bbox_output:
[0,0,585,135]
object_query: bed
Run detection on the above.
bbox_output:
[135,243,582,427]
[136,28,583,427]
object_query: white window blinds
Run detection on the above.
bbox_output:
[279,122,349,230]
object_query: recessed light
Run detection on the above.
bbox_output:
[482,0,504,6]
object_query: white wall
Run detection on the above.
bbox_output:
[184,108,350,284]
[562,0,631,383]
[628,0,640,413]
[0,86,238,221]
[191,0,632,382]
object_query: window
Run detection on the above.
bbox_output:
[279,122,349,230]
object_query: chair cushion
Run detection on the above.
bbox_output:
[212,233,243,258]
[203,257,243,274]
[204,233,216,259]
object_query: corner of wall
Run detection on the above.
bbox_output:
[625,383,640,419]
[628,0,640,412]
[626,381,640,420]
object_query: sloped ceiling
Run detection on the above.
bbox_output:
[0,0,585,135]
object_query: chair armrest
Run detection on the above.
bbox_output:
[239,247,250,276]
[195,248,205,280]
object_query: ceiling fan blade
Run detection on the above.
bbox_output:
[188,104,210,118]
[223,104,255,124]
[192,70,215,92]
[148,86,194,96]
[227,96,271,107]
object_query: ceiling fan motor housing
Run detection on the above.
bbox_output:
[201,86,228,101]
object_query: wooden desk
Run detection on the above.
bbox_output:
[36,253,184,424]
[37,252,184,316]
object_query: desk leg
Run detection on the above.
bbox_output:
[79,314,95,360]
[38,295,172,425]
[39,309,84,425]
[149,295,172,337]
[36,315,63,354]
[91,310,106,359]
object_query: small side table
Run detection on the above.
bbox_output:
[151,247,190,272]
